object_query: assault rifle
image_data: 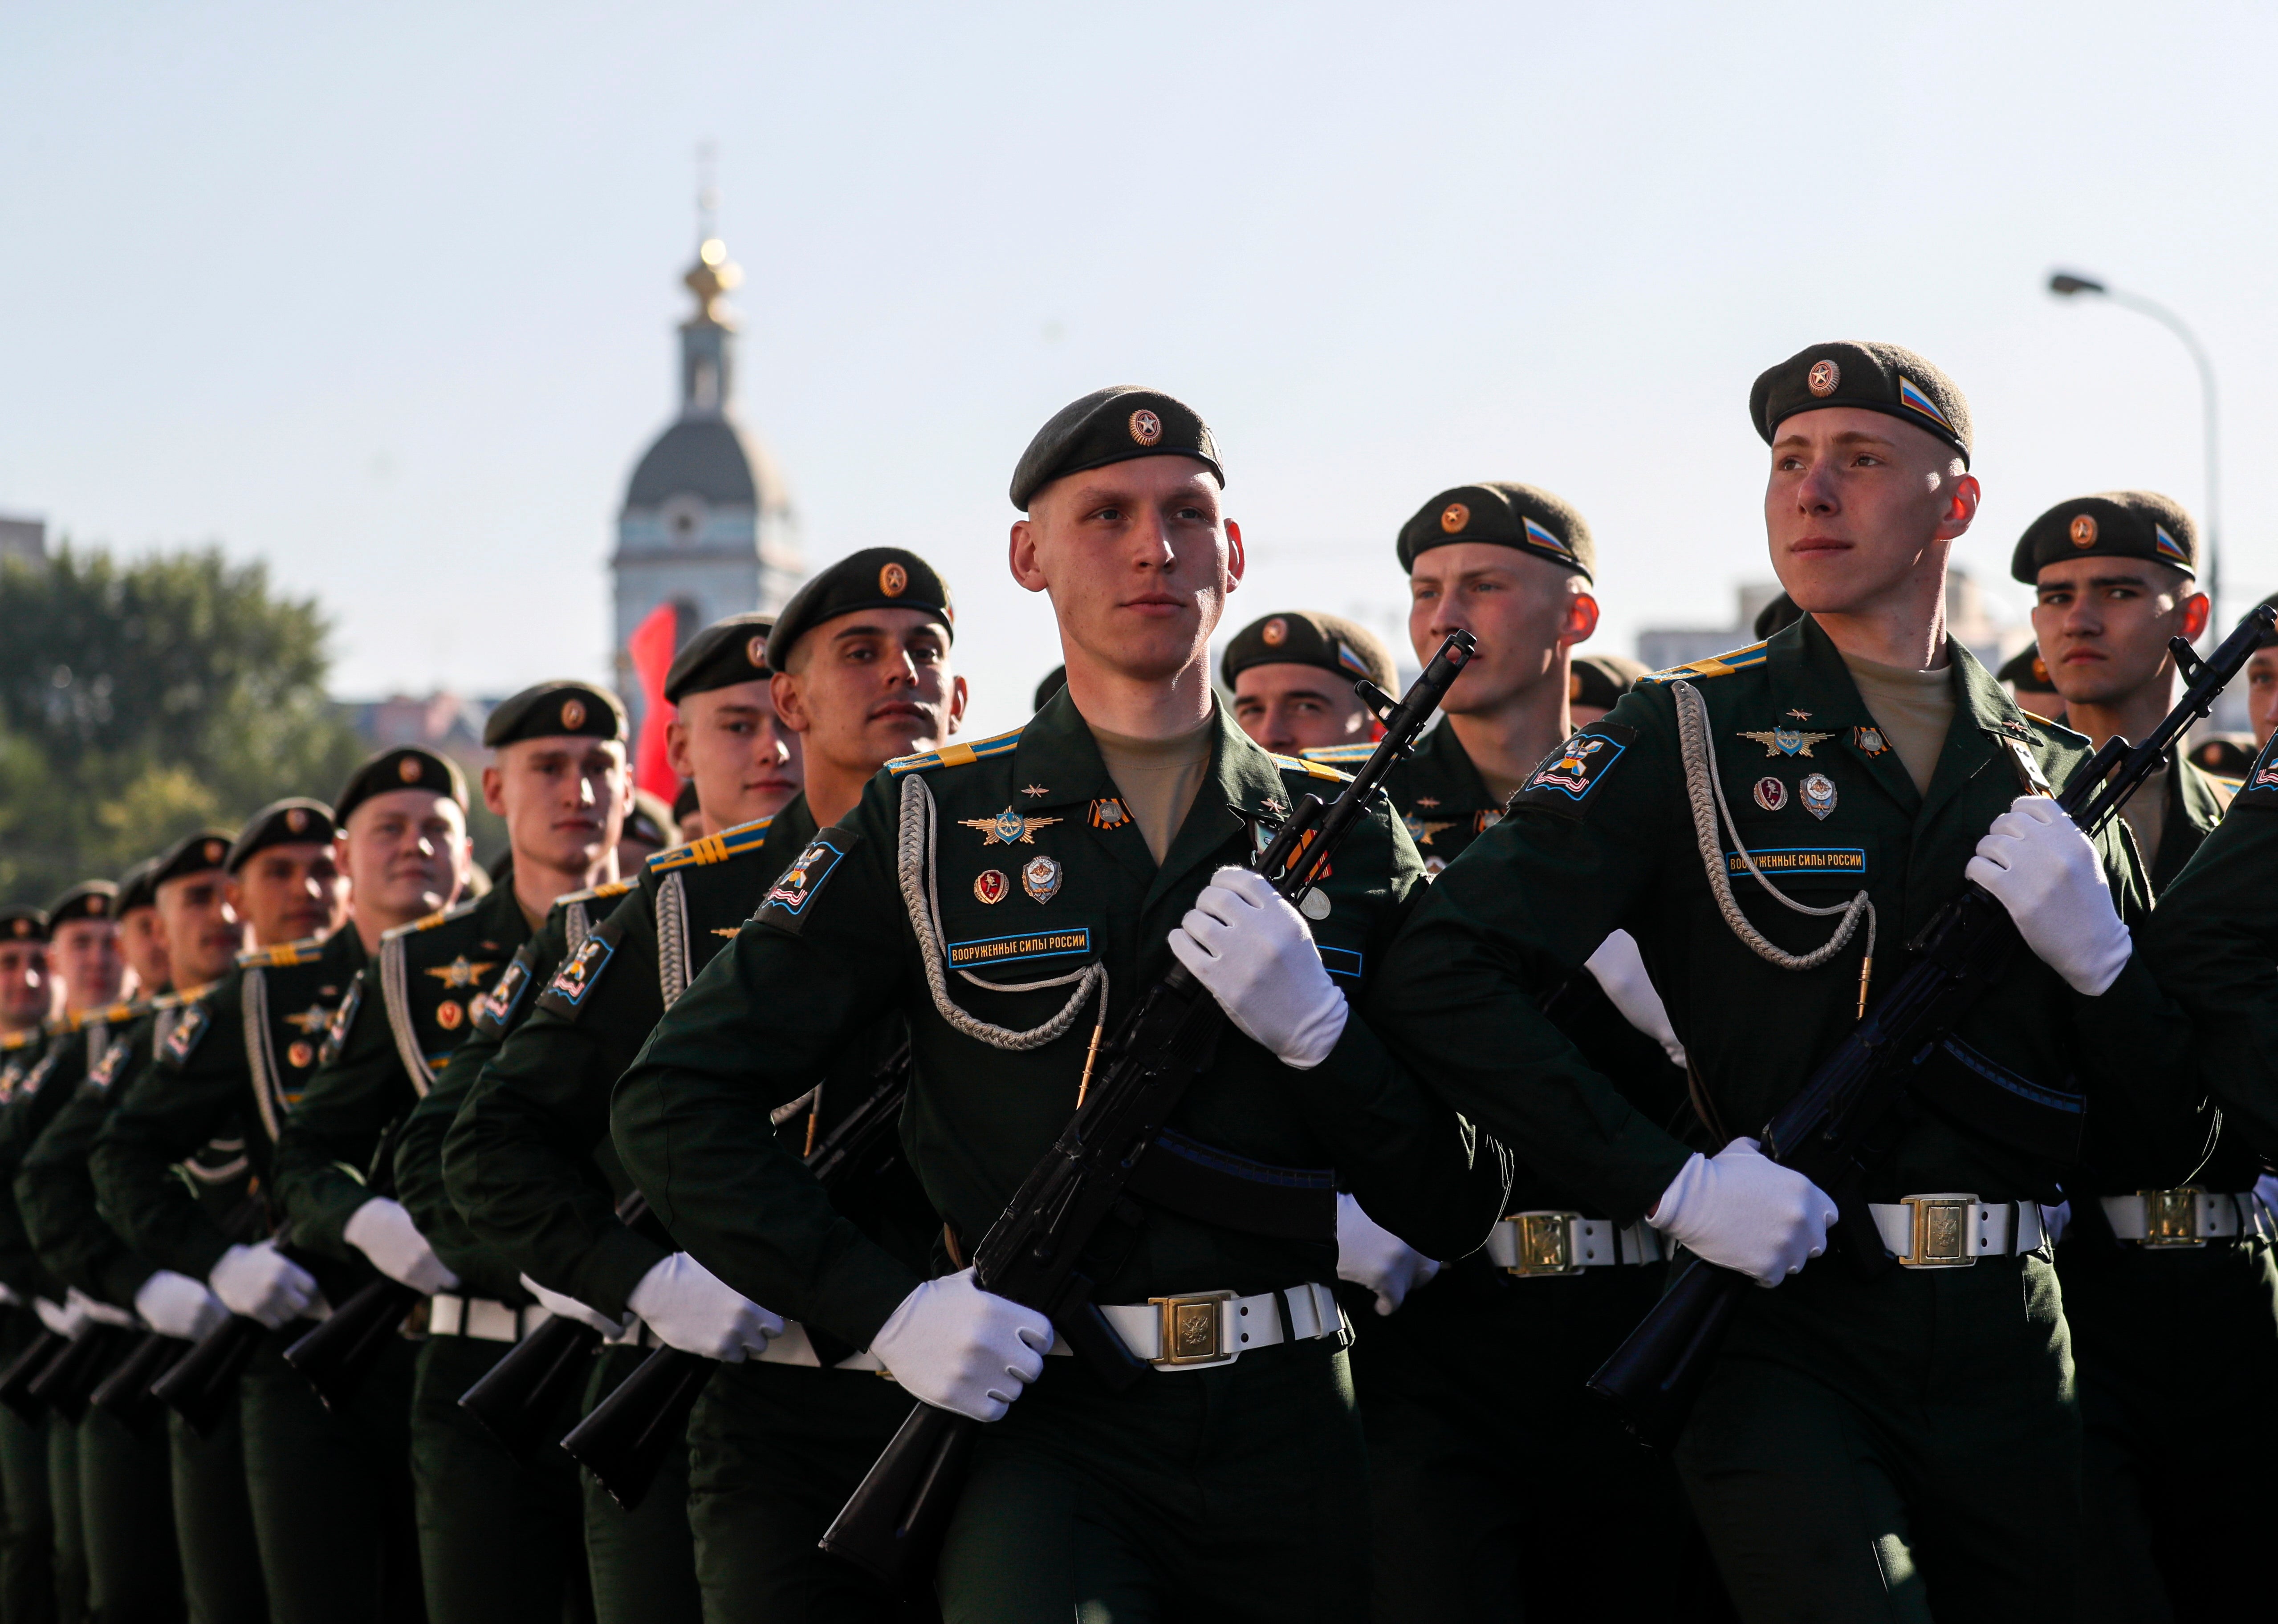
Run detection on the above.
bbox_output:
[560,1037,915,1509]
[155,1183,328,1435]
[817,629,1478,1589]
[283,1114,423,1412]
[89,1328,191,1433]
[0,1322,70,1418]
[1589,605,2278,1449]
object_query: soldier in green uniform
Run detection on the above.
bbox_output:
[2005,493,2271,1620]
[1569,652,1647,730]
[614,386,1507,1621]
[1223,612,1398,756]
[274,694,631,1624]
[1299,488,1700,1620]
[1997,644,2066,727]
[1367,343,2209,1621]
[114,862,171,1004]
[90,797,425,1624]
[448,584,963,1623]
[0,901,60,1624]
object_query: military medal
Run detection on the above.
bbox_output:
[1852,726,1890,757]
[1753,776,1788,812]
[960,807,1062,847]
[1298,889,1331,922]
[1021,856,1062,904]
[288,1040,314,1069]
[1739,727,1836,759]
[973,870,1009,905]
[1801,773,1837,820]
[1089,799,1131,831]
[435,999,464,1031]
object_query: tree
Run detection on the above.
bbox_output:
[0,546,365,906]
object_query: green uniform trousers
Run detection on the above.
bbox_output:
[1674,1251,2077,1624]
[167,1398,267,1624]
[411,1334,586,1624]
[241,1330,422,1624]
[77,1401,180,1623]
[2058,1233,2278,1624]
[684,1360,929,1624]
[47,1398,85,1623]
[936,1339,1368,1624]
[0,1319,57,1624]
[579,1344,699,1624]
[1348,1265,1707,1623]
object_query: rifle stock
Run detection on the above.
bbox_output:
[818,630,1479,1590]
[284,1276,420,1412]
[89,1330,189,1433]
[29,1323,133,1422]
[151,1312,269,1435]
[0,1328,68,1418]
[1588,604,2278,1449]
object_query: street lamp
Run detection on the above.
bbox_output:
[2047,270,2222,638]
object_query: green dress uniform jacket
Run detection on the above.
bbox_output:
[1367,617,2204,1623]
[18,1002,172,1309]
[614,691,1508,1619]
[0,1025,61,1624]
[1304,716,1509,878]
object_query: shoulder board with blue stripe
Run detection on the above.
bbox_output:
[68,1001,143,1032]
[1271,751,1349,782]
[162,986,209,1010]
[40,1015,68,1038]
[1299,743,1375,769]
[568,878,635,903]
[648,814,777,873]
[236,930,330,970]
[887,726,1025,777]
[1,1030,34,1052]
[1638,641,1771,685]
[381,894,484,944]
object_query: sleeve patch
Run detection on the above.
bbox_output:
[472,947,538,1036]
[1514,721,1637,815]
[755,827,858,935]
[86,1039,132,1091]
[159,1002,211,1069]
[2241,735,2278,805]
[538,923,618,1019]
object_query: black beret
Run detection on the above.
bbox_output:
[2189,734,2257,778]
[115,859,160,918]
[2259,591,2278,649]
[767,548,955,670]
[1753,592,1804,642]
[47,882,118,926]
[226,799,336,873]
[1997,644,2058,692]
[1220,611,1397,694]
[1749,341,1972,467]
[1033,666,1068,714]
[625,791,676,849]
[1570,653,1647,712]
[1010,386,1223,512]
[151,828,235,890]
[0,905,47,944]
[336,747,468,828]
[663,613,777,704]
[1396,482,1595,582]
[483,681,627,748]
[2010,491,2197,585]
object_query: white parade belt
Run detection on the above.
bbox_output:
[428,1294,550,1342]
[1047,1282,1345,1372]
[1485,1211,1662,1277]
[1869,1195,2045,1268]
[2100,1188,2274,1248]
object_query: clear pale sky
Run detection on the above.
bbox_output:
[4,3,2273,737]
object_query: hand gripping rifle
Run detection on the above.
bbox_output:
[817,629,1478,1591]
[284,1116,421,1412]
[1589,604,2278,1450]
[559,1037,915,1509]
[153,1189,323,1436]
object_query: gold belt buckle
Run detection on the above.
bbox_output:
[1148,1291,1237,1368]
[2139,1188,2204,1247]
[1503,1211,1582,1277]
[1901,1195,1975,1269]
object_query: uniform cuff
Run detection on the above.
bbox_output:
[96,1256,156,1310]
[570,1224,673,1323]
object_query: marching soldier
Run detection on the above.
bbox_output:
[0,901,58,1624]
[613,386,1506,1619]
[2008,493,2272,1619]
[273,694,631,1624]
[113,862,169,1003]
[445,588,959,1623]
[1368,343,2205,1620]
[1222,612,1397,755]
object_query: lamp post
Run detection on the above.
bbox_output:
[2047,271,2222,637]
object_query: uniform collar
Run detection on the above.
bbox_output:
[1409,719,1495,810]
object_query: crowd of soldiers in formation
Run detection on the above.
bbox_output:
[1,351,2277,1624]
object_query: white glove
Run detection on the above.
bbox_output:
[519,1274,630,1337]
[1649,1137,1838,1288]
[625,1253,784,1362]
[343,1197,460,1294]
[1168,867,1349,1069]
[1334,1193,1440,1316]
[134,1271,230,1341]
[869,1267,1052,1423]
[67,1287,137,1329]
[2255,1173,2278,1226]
[2040,1200,2071,1249]
[208,1241,319,1328]
[33,1296,81,1338]
[1584,930,1687,1068]
[0,1283,16,1308]
[1965,796,2133,997]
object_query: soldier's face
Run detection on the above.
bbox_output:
[0,941,48,1031]
[773,611,964,778]
[1011,458,1240,686]
[2248,650,2278,748]
[1407,544,1598,718]
[49,919,122,1014]
[1765,409,1977,618]
[117,906,170,997]
[228,842,349,949]
[484,736,631,878]
[342,789,469,932]
[667,680,802,830]
[155,872,246,988]
[1232,664,1375,754]
[2031,558,2208,711]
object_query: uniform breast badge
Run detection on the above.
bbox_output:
[1090,798,1131,831]
[1852,727,1891,757]
[435,999,464,1031]
[426,955,498,990]
[960,807,1062,847]
[1403,812,1456,848]
[1801,773,1837,820]
[973,870,1009,905]
[1738,727,1836,759]
[1021,856,1062,904]
[1753,777,1788,812]
[1021,784,1049,799]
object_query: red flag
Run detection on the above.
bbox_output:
[627,602,680,802]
